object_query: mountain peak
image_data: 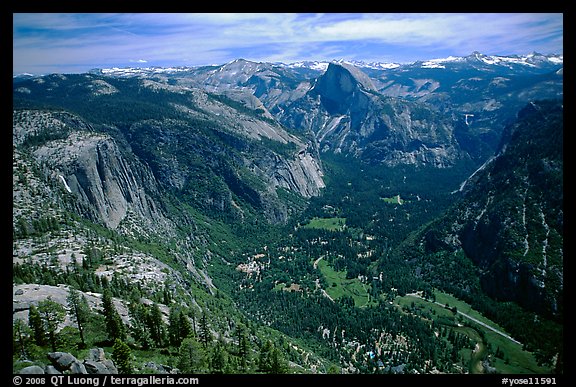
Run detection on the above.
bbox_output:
[310,62,377,115]
[325,62,377,92]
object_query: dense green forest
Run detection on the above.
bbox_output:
[205,153,561,373]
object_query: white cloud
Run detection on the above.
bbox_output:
[13,12,563,74]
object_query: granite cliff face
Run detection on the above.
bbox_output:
[14,110,168,231]
[34,132,164,230]
[311,62,378,115]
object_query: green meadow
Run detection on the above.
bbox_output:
[302,217,346,231]
[316,258,371,307]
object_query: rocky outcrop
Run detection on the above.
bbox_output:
[142,362,179,374]
[18,348,118,374]
[18,365,45,374]
[17,349,183,374]
[13,284,131,327]
[13,109,172,232]
[284,150,325,197]
[47,352,88,374]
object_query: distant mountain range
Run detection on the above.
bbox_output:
[19,51,554,77]
[13,51,562,80]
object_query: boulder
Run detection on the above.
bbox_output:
[69,361,88,374]
[86,348,106,362]
[45,366,62,374]
[84,360,109,374]
[47,351,87,374]
[84,348,118,374]
[47,352,78,371]
[19,365,45,374]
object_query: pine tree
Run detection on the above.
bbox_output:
[168,307,181,347]
[162,284,172,305]
[13,319,31,359]
[258,340,288,374]
[178,337,206,373]
[129,303,153,350]
[179,311,193,342]
[258,340,273,373]
[102,289,126,342]
[37,298,66,351]
[128,287,142,305]
[235,325,250,371]
[169,308,193,348]
[28,304,45,347]
[67,287,91,348]
[17,218,29,238]
[149,303,166,347]
[112,338,134,374]
[269,346,288,374]
[199,312,211,349]
[210,340,228,374]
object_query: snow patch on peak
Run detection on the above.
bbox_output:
[285,61,330,72]
[421,56,464,69]
[285,60,400,72]
[419,52,563,69]
[98,66,191,77]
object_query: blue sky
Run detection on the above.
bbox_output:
[13,13,563,75]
